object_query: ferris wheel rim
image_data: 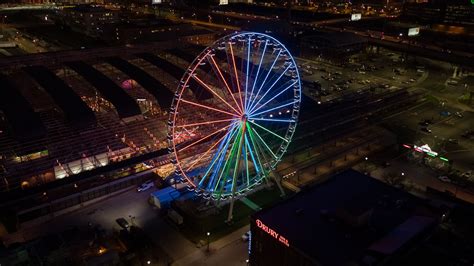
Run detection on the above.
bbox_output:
[168,32,302,197]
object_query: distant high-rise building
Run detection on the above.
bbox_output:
[402,0,474,27]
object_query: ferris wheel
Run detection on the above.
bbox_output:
[168,32,301,208]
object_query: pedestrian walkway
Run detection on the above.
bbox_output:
[240,197,261,211]
[172,225,250,266]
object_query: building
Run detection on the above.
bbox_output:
[402,0,474,27]
[250,170,440,266]
[300,32,367,60]
[59,4,119,38]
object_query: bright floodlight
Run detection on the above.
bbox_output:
[168,32,301,201]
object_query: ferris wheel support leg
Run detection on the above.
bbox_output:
[226,196,235,224]
[270,171,286,197]
[226,122,246,224]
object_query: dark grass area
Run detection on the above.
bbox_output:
[175,185,290,244]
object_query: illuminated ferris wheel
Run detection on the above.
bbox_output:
[168,32,301,207]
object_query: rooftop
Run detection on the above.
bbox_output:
[302,32,368,47]
[253,170,438,265]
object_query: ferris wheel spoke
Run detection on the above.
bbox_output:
[185,130,231,172]
[244,134,261,175]
[229,42,245,112]
[178,123,233,153]
[247,40,268,112]
[244,36,251,113]
[206,123,241,191]
[180,99,240,117]
[246,49,282,114]
[243,136,250,186]
[192,75,242,115]
[248,63,293,114]
[250,117,295,123]
[249,120,288,143]
[249,79,297,116]
[208,55,243,114]
[247,122,277,159]
[177,118,236,128]
[213,124,243,193]
[199,124,239,188]
[250,100,296,118]
[230,124,246,195]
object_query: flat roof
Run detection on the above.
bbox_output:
[23,66,96,127]
[303,32,367,47]
[253,170,437,265]
[106,57,174,109]
[0,74,46,140]
[66,61,142,119]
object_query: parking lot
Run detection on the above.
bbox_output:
[296,48,424,103]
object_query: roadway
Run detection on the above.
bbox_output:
[5,182,251,265]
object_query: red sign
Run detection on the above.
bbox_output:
[256,219,290,247]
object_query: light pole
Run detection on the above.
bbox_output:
[206,232,210,252]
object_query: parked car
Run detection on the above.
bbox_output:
[455,111,463,118]
[137,180,154,192]
[421,127,432,133]
[242,231,251,241]
[438,176,451,183]
[448,138,458,144]
[440,111,451,117]
[419,120,430,127]
[116,218,130,229]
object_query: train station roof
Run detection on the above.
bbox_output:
[66,61,142,119]
[0,74,46,140]
[106,57,174,109]
[23,66,96,128]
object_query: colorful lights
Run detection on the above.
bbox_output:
[402,144,449,163]
[256,219,290,247]
[439,157,450,162]
[169,32,301,200]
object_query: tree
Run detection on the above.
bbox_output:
[382,171,405,186]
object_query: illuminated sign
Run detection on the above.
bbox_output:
[403,144,450,162]
[151,0,161,4]
[414,144,438,157]
[351,13,362,21]
[219,0,228,5]
[408,27,420,36]
[256,219,290,247]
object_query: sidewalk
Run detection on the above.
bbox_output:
[172,224,250,266]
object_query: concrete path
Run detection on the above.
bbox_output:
[173,224,250,266]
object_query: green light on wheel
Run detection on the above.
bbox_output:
[440,157,449,162]
[427,152,437,157]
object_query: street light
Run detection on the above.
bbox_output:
[401,172,405,176]
[147,260,151,265]
[206,232,211,252]
[246,259,250,265]
[365,157,368,161]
